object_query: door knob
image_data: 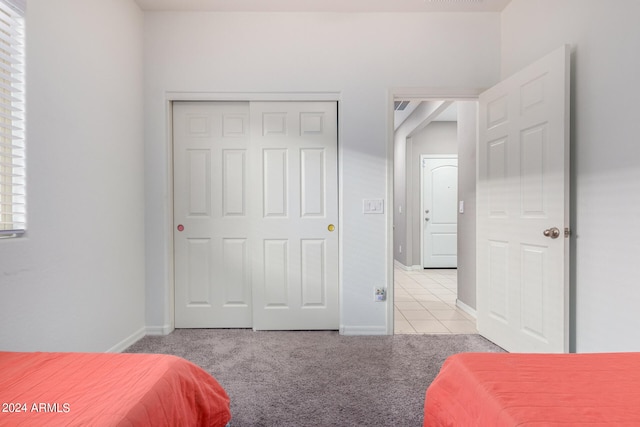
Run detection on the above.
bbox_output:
[328,224,335,232]
[543,227,560,239]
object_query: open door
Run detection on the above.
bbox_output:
[476,45,570,353]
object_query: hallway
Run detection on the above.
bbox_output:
[394,266,477,334]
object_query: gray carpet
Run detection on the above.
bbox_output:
[126,329,503,426]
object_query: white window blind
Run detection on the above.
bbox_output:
[0,0,25,237]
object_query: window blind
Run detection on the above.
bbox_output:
[0,0,25,236]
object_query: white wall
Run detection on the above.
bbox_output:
[0,0,145,352]
[10,1,633,350]
[143,12,500,333]
[502,0,640,352]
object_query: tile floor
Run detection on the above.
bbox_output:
[394,266,478,334]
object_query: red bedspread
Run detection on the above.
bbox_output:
[0,351,231,426]
[424,352,640,426]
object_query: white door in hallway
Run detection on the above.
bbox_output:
[421,156,458,268]
[476,45,570,353]
[173,101,339,330]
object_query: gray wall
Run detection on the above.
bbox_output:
[502,0,640,352]
[456,102,478,310]
[393,130,409,266]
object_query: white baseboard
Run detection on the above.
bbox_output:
[393,260,409,270]
[107,326,147,353]
[340,325,389,336]
[394,260,424,271]
[146,324,174,336]
[456,299,477,318]
[393,259,413,271]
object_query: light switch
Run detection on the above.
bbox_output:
[363,199,384,214]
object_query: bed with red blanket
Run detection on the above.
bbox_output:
[424,352,640,426]
[0,351,231,426]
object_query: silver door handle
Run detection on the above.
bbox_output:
[543,227,560,239]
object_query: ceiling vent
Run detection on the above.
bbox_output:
[394,100,410,111]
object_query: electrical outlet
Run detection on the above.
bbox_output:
[374,287,386,302]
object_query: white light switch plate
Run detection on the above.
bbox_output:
[363,199,384,214]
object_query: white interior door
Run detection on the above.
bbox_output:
[174,101,339,330]
[173,102,253,328]
[250,102,339,330]
[477,45,570,353]
[422,156,458,268]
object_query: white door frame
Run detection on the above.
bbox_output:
[387,88,481,334]
[164,91,342,332]
[420,154,458,269]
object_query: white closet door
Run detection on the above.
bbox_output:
[174,101,339,330]
[173,102,252,328]
[250,101,339,330]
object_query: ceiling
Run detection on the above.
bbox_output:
[394,101,457,131]
[134,0,512,13]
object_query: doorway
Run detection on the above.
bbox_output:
[391,95,479,334]
[392,46,571,349]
